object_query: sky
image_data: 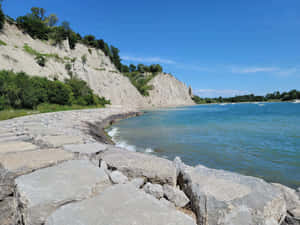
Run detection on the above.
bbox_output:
[2,0,300,97]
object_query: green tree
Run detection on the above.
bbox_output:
[0,1,4,31]
[110,46,122,71]
[129,64,136,72]
[45,14,58,27]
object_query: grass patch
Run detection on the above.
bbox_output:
[23,44,64,64]
[94,67,106,71]
[0,39,7,46]
[0,103,104,121]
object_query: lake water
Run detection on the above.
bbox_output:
[107,102,300,188]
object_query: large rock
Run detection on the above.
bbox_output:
[176,159,286,225]
[0,197,21,225]
[45,184,197,225]
[0,167,16,200]
[34,135,83,148]
[272,183,300,211]
[0,167,21,225]
[15,160,110,225]
[0,141,39,154]
[109,170,128,184]
[100,148,177,185]
[163,184,190,207]
[143,182,164,199]
[0,149,74,176]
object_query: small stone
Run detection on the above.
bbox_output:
[290,208,300,220]
[100,160,108,171]
[163,184,190,207]
[143,182,164,199]
[129,178,145,188]
[109,171,128,184]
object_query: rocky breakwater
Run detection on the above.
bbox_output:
[0,107,299,225]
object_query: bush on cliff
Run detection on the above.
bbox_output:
[0,70,110,110]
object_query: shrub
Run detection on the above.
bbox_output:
[35,55,46,67]
[81,54,87,65]
[0,70,110,109]
[0,39,6,46]
[47,80,72,105]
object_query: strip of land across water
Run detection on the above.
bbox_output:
[0,106,300,225]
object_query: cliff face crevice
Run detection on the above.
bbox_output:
[0,23,194,108]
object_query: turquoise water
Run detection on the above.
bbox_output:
[108,102,300,188]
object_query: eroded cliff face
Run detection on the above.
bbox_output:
[146,73,194,107]
[0,23,194,108]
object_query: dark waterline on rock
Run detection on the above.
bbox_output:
[108,102,300,188]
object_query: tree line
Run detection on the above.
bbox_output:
[0,70,110,110]
[192,89,300,104]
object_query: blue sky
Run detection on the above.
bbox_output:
[3,0,300,97]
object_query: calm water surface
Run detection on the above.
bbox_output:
[108,102,300,188]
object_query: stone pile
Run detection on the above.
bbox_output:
[0,108,299,225]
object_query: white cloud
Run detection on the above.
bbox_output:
[122,56,176,64]
[230,66,279,74]
[195,89,250,98]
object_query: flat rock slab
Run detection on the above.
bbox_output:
[179,164,286,225]
[45,184,197,225]
[0,135,31,142]
[63,142,109,155]
[0,149,74,176]
[0,141,39,154]
[15,160,110,225]
[35,135,83,148]
[100,148,176,185]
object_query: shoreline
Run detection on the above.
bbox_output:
[0,107,299,224]
[88,111,143,145]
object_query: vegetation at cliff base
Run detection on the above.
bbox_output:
[0,70,110,111]
[192,90,300,104]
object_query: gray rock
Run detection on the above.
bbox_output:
[290,208,300,220]
[143,182,164,199]
[109,170,128,184]
[0,197,21,225]
[0,149,74,176]
[0,167,16,200]
[0,141,39,154]
[177,161,286,225]
[34,135,83,148]
[159,197,175,208]
[45,184,197,225]
[63,142,109,155]
[100,148,176,185]
[100,160,108,170]
[163,184,190,207]
[0,134,31,142]
[129,177,145,188]
[15,160,111,225]
[272,183,300,211]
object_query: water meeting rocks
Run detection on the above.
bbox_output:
[15,160,111,225]
[45,184,197,225]
[177,159,287,225]
[100,147,177,186]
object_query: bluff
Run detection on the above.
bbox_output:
[0,23,194,108]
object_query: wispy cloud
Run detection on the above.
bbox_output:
[122,56,176,64]
[196,89,250,98]
[230,66,279,74]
